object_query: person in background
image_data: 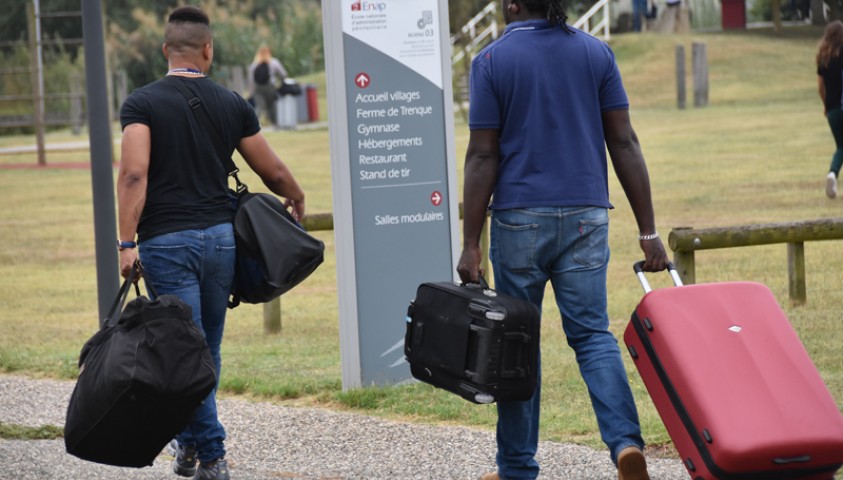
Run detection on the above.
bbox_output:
[658,0,682,33]
[816,20,843,199]
[248,45,288,128]
[632,0,648,31]
[117,6,305,479]
[457,1,669,479]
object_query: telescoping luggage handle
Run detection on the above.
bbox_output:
[633,261,683,293]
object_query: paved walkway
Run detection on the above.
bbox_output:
[0,375,689,480]
[0,140,94,156]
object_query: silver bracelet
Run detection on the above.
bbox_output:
[638,232,660,241]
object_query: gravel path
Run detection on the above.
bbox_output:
[0,375,688,479]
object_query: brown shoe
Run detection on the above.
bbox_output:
[617,446,650,480]
[478,473,500,480]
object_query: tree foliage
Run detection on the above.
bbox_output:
[105,0,323,92]
[0,0,517,131]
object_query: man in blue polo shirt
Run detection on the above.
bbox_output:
[456,1,669,479]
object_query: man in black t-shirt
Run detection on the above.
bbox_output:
[117,6,305,480]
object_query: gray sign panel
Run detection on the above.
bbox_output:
[323,1,459,387]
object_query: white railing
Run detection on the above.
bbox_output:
[451,0,612,67]
[573,0,611,40]
[451,1,499,65]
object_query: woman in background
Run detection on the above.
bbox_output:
[817,20,843,199]
[248,45,288,129]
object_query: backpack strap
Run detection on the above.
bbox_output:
[167,76,246,193]
[168,77,247,309]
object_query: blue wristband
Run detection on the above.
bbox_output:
[118,240,137,250]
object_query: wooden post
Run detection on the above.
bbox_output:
[263,298,282,334]
[692,42,708,108]
[810,0,825,25]
[27,2,46,166]
[70,73,83,135]
[672,250,696,285]
[675,45,686,110]
[114,70,128,121]
[787,242,806,305]
[771,0,782,31]
[668,227,696,284]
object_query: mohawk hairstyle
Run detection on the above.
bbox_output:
[168,5,210,26]
[521,0,574,33]
[165,6,212,54]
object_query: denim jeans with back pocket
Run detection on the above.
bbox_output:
[139,222,235,464]
[489,207,644,479]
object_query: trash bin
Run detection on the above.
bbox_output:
[721,0,746,29]
[306,84,319,122]
[276,78,302,130]
[275,95,297,130]
[296,92,309,124]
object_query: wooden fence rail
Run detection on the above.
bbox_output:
[668,218,843,305]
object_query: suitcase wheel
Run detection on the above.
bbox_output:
[474,393,495,404]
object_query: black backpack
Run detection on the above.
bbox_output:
[253,62,270,85]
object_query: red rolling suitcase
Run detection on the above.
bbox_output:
[624,262,843,480]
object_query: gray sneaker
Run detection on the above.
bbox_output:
[194,458,230,480]
[170,439,198,477]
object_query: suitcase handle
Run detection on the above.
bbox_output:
[463,274,490,289]
[633,261,683,293]
[463,275,497,297]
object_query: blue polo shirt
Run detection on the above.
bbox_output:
[468,20,629,210]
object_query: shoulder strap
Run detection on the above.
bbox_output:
[168,76,241,181]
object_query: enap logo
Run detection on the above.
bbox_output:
[351,0,387,12]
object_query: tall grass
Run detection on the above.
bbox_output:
[1,26,841,464]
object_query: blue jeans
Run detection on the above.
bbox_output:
[139,223,235,464]
[632,0,648,31]
[827,108,843,176]
[489,207,644,480]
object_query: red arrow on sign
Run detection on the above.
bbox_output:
[355,73,370,89]
[430,191,442,206]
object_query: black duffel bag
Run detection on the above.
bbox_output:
[229,188,325,307]
[65,264,217,468]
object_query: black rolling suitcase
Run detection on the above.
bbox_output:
[404,278,540,404]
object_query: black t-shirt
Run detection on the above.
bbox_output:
[120,76,260,242]
[818,50,843,112]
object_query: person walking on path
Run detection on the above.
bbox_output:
[816,20,843,199]
[248,45,288,128]
[456,1,669,479]
[116,6,305,480]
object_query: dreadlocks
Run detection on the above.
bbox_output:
[521,0,574,33]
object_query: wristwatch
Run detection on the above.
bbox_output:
[118,240,137,250]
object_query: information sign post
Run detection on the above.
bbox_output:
[322,0,459,388]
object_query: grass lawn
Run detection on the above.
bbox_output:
[1,25,841,470]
